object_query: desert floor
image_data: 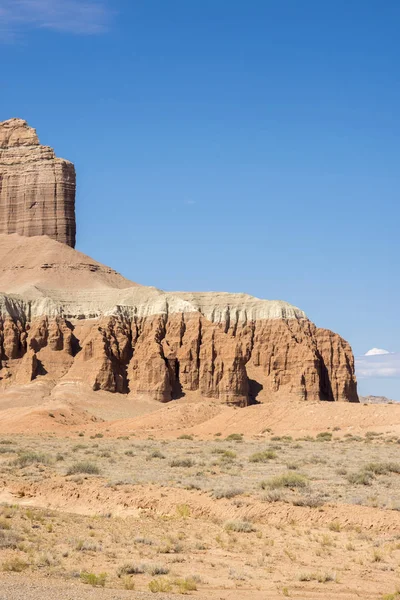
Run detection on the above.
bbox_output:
[0,395,400,600]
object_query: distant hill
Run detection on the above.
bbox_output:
[359,395,398,404]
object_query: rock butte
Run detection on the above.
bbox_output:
[0,118,358,405]
[0,118,76,247]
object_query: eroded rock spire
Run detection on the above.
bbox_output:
[0,118,76,247]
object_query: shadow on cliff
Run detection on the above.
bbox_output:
[248,379,263,405]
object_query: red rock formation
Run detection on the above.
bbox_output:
[0,119,359,405]
[0,312,358,404]
[0,118,76,247]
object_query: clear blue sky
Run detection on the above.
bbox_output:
[1,0,399,398]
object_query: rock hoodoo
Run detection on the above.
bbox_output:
[0,119,76,247]
[0,119,359,405]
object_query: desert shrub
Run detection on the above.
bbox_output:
[75,539,101,552]
[261,490,285,503]
[80,571,107,587]
[148,578,172,593]
[176,504,191,518]
[184,481,202,491]
[336,466,347,475]
[2,555,29,572]
[117,563,145,577]
[212,448,236,458]
[0,519,11,530]
[134,536,153,545]
[0,531,21,550]
[147,563,170,576]
[249,450,276,462]
[308,454,327,465]
[373,550,383,562]
[382,592,400,600]
[329,521,341,532]
[316,432,333,441]
[72,444,87,452]
[261,472,308,489]
[224,520,256,533]
[147,450,165,460]
[178,434,193,440]
[228,568,246,581]
[13,451,51,467]
[156,541,183,554]
[169,458,194,468]
[347,470,374,485]
[225,433,243,441]
[299,572,337,583]
[213,487,243,499]
[67,462,100,475]
[220,450,237,462]
[223,449,236,458]
[98,450,111,458]
[286,462,299,470]
[292,494,324,508]
[122,576,135,590]
[364,462,400,475]
[174,577,198,593]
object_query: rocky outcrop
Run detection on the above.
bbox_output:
[0,307,358,405]
[0,119,76,247]
[0,119,359,405]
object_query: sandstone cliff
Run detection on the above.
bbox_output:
[0,234,358,405]
[0,119,76,247]
[0,119,358,405]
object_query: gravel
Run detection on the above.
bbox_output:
[0,575,198,600]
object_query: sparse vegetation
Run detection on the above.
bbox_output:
[117,563,145,576]
[67,461,100,475]
[169,458,195,468]
[261,472,308,489]
[225,433,243,441]
[249,449,276,462]
[2,555,29,572]
[148,578,172,593]
[224,520,256,533]
[13,451,52,467]
[299,571,338,583]
[213,487,243,499]
[80,571,107,587]
[0,431,399,597]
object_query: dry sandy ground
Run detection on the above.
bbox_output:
[0,386,400,598]
[0,427,400,599]
[0,380,399,439]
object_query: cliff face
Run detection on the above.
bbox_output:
[0,119,359,405]
[0,119,76,247]
[0,234,358,404]
[0,310,357,404]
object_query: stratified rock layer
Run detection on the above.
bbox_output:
[0,235,358,405]
[0,119,76,247]
[0,118,359,406]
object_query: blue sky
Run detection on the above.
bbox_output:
[1,0,399,398]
